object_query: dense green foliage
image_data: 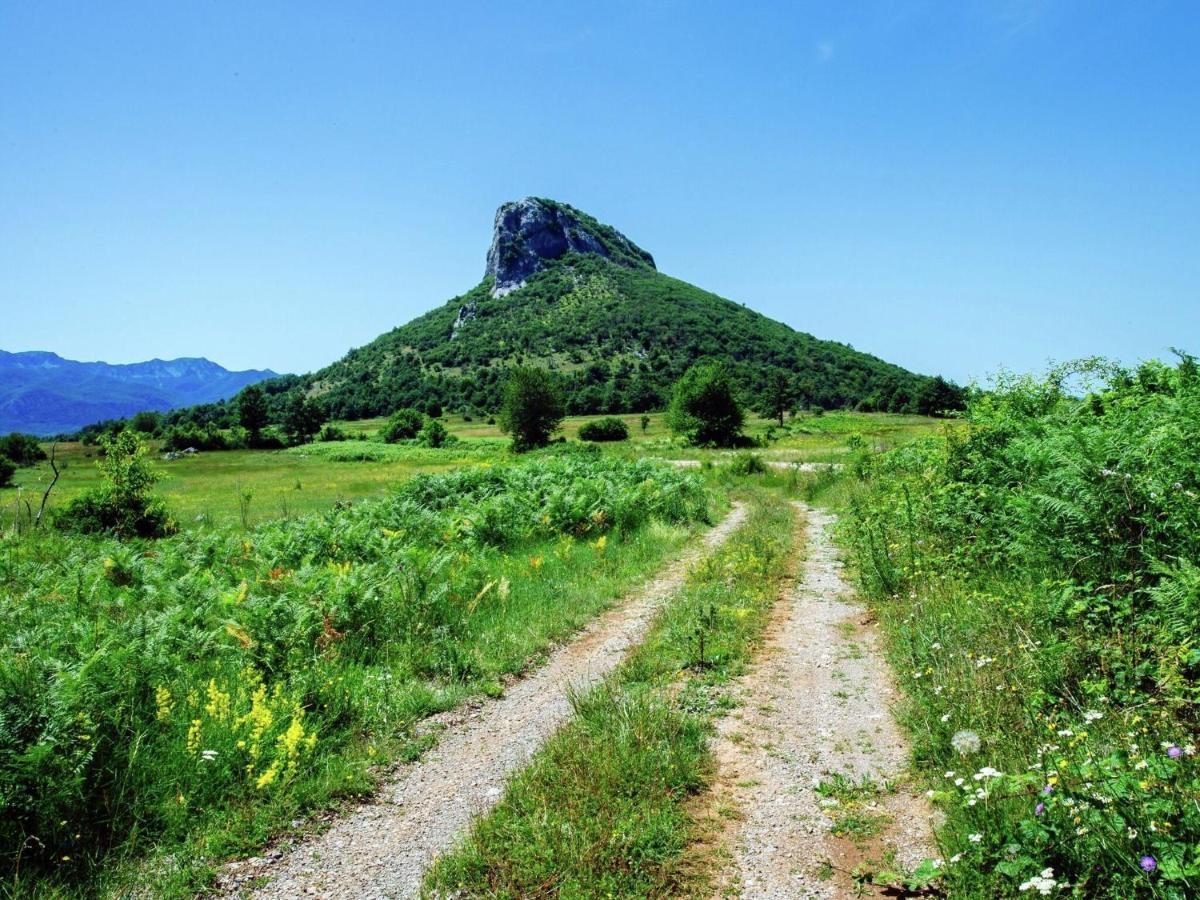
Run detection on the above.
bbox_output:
[281,395,326,446]
[0,433,47,467]
[498,366,566,452]
[836,358,1200,897]
[668,360,746,447]
[577,416,629,442]
[0,455,14,488]
[279,251,949,420]
[428,493,796,897]
[415,417,451,448]
[238,384,270,435]
[53,431,175,538]
[0,453,710,891]
[381,407,426,443]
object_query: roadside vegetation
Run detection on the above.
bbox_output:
[426,487,797,897]
[0,448,712,895]
[819,357,1199,897]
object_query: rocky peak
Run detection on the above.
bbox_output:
[484,197,655,296]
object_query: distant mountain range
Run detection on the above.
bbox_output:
[0,351,278,436]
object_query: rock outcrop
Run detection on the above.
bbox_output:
[484,197,655,296]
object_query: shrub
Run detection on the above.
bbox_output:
[0,433,46,466]
[54,431,175,538]
[667,361,745,447]
[578,417,629,442]
[726,452,766,475]
[382,407,427,443]
[319,424,349,442]
[162,423,234,452]
[416,418,453,448]
[0,454,15,487]
[499,367,565,452]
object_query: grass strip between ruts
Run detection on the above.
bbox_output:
[424,490,798,898]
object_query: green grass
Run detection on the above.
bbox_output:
[425,490,797,898]
[0,453,715,897]
[7,441,481,530]
[4,412,943,533]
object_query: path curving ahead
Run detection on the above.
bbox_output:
[219,502,748,900]
[712,502,934,899]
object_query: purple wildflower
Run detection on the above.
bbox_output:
[1034,802,1045,816]
[1167,745,1182,759]
[1042,784,1053,795]
[1140,856,1157,873]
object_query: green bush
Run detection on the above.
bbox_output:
[840,357,1200,897]
[577,417,629,442]
[0,433,46,466]
[319,423,349,442]
[415,418,453,448]
[667,360,745,447]
[382,407,427,443]
[725,452,766,475]
[162,423,237,452]
[0,454,15,487]
[54,431,176,538]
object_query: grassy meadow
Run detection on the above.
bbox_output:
[5,412,947,532]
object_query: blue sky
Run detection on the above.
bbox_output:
[2,1,1197,384]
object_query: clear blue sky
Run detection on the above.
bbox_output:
[2,1,1197,384]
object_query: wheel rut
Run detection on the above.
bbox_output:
[219,502,748,900]
[710,502,934,899]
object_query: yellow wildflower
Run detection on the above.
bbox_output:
[155,686,173,721]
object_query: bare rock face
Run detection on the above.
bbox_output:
[484,197,655,296]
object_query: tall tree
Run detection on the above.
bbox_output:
[499,366,565,452]
[667,361,745,447]
[238,384,270,437]
[763,368,793,426]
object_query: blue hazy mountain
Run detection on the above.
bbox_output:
[0,350,278,436]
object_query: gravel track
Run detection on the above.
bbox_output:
[218,502,748,899]
[663,459,840,472]
[712,502,933,899]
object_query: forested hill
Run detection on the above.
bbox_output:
[296,198,948,419]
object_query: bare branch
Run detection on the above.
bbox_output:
[35,442,60,528]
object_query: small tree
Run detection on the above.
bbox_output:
[238,384,270,438]
[55,431,174,537]
[282,395,326,446]
[640,414,651,434]
[0,455,15,488]
[667,361,745,447]
[763,368,793,427]
[382,407,426,443]
[499,366,565,452]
